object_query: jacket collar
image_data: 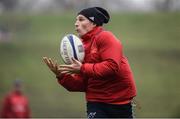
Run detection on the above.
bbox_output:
[81,26,103,41]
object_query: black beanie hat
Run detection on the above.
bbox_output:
[78,7,110,26]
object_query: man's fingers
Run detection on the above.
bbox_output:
[71,57,78,63]
[72,57,81,65]
[58,67,73,72]
[61,71,74,75]
[43,57,63,76]
[55,60,59,71]
[60,65,73,69]
[43,57,57,72]
[43,57,51,68]
[49,58,55,67]
[43,57,48,64]
[43,57,47,60]
[61,71,71,74]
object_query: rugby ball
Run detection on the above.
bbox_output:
[60,34,85,64]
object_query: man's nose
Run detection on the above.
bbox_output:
[75,21,79,27]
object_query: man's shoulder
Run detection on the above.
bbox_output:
[99,30,113,37]
[97,30,117,44]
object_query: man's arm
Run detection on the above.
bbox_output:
[57,74,86,92]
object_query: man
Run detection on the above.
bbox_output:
[1,80,31,118]
[43,7,137,118]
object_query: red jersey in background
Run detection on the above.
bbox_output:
[1,91,31,118]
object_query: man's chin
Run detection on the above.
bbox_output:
[78,34,82,37]
[76,32,82,37]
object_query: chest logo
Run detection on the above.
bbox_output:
[90,48,98,54]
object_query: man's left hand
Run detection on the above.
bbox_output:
[59,57,82,74]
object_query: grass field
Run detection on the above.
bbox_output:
[0,12,180,117]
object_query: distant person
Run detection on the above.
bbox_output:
[0,80,31,118]
[43,7,137,118]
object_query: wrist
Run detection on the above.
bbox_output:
[56,73,64,80]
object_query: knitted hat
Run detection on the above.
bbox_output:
[78,7,110,26]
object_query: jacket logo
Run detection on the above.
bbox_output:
[90,48,98,54]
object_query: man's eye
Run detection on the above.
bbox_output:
[79,18,84,21]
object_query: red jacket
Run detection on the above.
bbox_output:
[1,91,31,118]
[58,26,137,104]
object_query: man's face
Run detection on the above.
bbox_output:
[75,15,96,37]
[14,84,22,92]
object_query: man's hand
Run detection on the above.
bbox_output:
[43,57,62,77]
[59,57,82,74]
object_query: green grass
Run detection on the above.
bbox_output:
[0,12,180,117]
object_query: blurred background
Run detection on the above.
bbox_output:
[0,0,180,117]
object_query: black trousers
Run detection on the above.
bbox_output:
[87,101,133,118]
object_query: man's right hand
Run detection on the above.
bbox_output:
[43,57,62,77]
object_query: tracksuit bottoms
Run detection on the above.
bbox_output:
[87,101,133,118]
